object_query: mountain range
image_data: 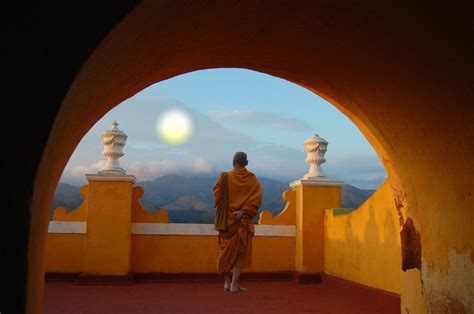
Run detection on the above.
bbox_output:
[53,174,376,223]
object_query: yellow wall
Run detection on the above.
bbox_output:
[44,233,294,274]
[46,181,294,275]
[83,180,133,275]
[46,185,88,273]
[44,234,85,272]
[324,179,401,293]
[46,178,402,297]
[259,190,296,225]
[52,185,88,221]
[131,235,294,273]
[295,184,341,274]
[132,186,168,223]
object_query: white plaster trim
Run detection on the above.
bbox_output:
[132,223,217,235]
[132,223,296,237]
[48,221,87,234]
[289,177,343,188]
[85,173,136,183]
[254,225,296,237]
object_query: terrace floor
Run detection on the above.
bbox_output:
[44,276,400,313]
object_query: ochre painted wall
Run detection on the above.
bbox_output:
[52,185,88,222]
[47,180,294,275]
[258,190,296,225]
[44,234,85,272]
[295,184,341,274]
[132,186,168,223]
[44,233,294,274]
[83,180,133,275]
[324,180,401,294]
[131,235,294,273]
[131,235,217,273]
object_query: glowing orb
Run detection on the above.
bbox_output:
[156,109,193,145]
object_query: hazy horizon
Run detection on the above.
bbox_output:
[58,172,382,191]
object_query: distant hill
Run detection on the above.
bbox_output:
[51,183,84,218]
[52,175,375,222]
[55,182,83,196]
[162,195,212,211]
[342,184,376,208]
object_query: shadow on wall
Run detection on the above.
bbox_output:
[325,179,401,294]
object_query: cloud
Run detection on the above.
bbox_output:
[125,158,215,180]
[59,92,386,189]
[90,160,106,169]
[70,166,89,177]
[125,160,179,181]
[211,110,312,132]
[324,155,387,189]
[63,157,218,183]
[70,160,105,177]
[193,157,213,173]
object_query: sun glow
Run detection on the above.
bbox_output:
[156,109,193,145]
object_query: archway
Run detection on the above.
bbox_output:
[28,2,474,313]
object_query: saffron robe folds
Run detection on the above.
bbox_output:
[213,166,262,274]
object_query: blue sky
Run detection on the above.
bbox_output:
[60,68,386,189]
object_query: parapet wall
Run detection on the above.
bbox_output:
[45,184,296,274]
[45,222,295,274]
[46,180,401,295]
[324,179,401,293]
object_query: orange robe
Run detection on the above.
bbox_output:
[213,166,262,274]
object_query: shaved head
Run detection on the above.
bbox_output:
[233,151,248,167]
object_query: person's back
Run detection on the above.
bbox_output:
[213,151,262,293]
[227,165,260,230]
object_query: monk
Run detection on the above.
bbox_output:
[213,151,262,293]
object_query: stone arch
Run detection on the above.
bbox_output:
[27,2,473,313]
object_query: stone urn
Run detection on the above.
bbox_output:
[98,121,128,175]
[303,134,328,179]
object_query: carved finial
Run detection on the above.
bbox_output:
[289,133,343,188]
[303,133,328,179]
[98,121,128,175]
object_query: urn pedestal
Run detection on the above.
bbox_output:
[290,134,343,283]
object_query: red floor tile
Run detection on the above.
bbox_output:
[44,277,400,313]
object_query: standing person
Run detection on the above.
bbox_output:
[213,151,262,293]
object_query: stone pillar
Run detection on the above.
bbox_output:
[291,134,343,283]
[80,122,136,283]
